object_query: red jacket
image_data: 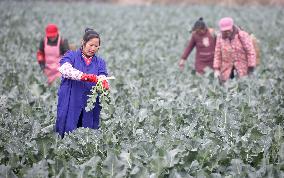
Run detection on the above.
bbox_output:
[181,28,216,74]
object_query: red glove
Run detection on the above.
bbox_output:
[102,80,109,90]
[81,74,98,83]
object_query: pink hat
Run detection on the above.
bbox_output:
[219,17,234,31]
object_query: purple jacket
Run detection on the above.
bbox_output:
[55,49,108,137]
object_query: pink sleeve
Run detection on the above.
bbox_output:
[239,31,256,67]
[58,62,83,80]
[213,34,222,70]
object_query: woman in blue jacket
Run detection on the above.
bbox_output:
[55,28,109,137]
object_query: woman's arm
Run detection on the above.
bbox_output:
[37,39,45,70]
[239,31,256,67]
[59,62,99,83]
[59,51,102,82]
[58,62,83,80]
[213,34,222,70]
[181,34,196,60]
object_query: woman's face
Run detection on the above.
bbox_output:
[48,36,57,42]
[82,38,100,57]
[196,28,207,35]
[222,29,233,39]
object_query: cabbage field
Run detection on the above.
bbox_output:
[0,1,284,177]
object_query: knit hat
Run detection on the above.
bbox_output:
[219,17,234,31]
[45,24,59,38]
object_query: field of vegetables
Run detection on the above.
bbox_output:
[0,1,284,177]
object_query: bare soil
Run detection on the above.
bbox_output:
[44,0,284,6]
[114,0,284,6]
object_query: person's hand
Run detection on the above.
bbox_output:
[179,58,186,71]
[214,70,220,78]
[39,62,45,71]
[248,67,254,75]
[102,80,109,90]
[81,74,98,83]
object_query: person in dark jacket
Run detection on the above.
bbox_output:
[36,23,69,85]
[55,28,109,138]
[179,18,216,74]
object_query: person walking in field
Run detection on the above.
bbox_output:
[179,17,216,74]
[213,17,256,83]
[55,28,109,138]
[36,24,70,85]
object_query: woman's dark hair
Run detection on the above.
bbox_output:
[191,17,207,32]
[82,28,100,46]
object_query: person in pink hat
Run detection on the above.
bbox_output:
[213,17,256,83]
[36,24,70,85]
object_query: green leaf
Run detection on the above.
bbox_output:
[130,166,150,178]
[23,160,49,178]
[149,154,167,176]
[102,152,127,178]
[138,108,148,122]
[81,156,101,177]
[0,165,18,178]
[169,169,192,178]
[280,143,284,162]
[165,148,181,168]
[118,151,131,169]
[29,83,43,98]
[230,159,243,175]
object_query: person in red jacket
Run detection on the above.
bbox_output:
[36,24,69,85]
[179,17,216,74]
